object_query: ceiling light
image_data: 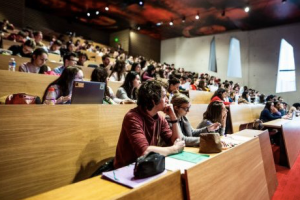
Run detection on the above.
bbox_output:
[195,14,200,20]
[87,13,90,17]
[156,22,162,26]
[105,6,109,11]
[96,11,99,15]
[244,6,250,12]
[137,26,141,30]
[182,16,186,23]
[169,21,173,26]
[139,1,144,6]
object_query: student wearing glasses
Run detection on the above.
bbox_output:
[197,101,228,136]
[19,48,50,73]
[167,93,221,147]
[53,52,78,75]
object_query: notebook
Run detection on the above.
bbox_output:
[71,81,105,104]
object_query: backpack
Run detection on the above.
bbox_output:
[5,93,41,104]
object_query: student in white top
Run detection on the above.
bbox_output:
[109,60,126,82]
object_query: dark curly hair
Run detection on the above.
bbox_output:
[137,80,164,111]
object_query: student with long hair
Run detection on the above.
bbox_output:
[141,64,155,82]
[116,71,141,101]
[168,94,220,146]
[197,101,228,136]
[198,80,210,91]
[91,67,123,104]
[19,48,50,73]
[238,91,250,104]
[43,66,83,104]
[260,101,282,122]
[130,62,141,75]
[211,88,230,106]
[109,60,126,82]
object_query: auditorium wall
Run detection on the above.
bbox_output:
[161,23,300,105]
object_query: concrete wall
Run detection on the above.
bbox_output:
[130,31,161,62]
[161,23,300,105]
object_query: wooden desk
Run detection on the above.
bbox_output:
[184,136,269,200]
[0,105,135,200]
[235,129,277,199]
[3,39,22,50]
[25,171,183,200]
[263,118,300,168]
[189,90,213,104]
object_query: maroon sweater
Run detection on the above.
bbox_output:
[114,106,172,169]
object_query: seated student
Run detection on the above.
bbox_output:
[116,71,140,101]
[43,66,83,104]
[179,76,190,91]
[6,31,26,43]
[130,62,141,75]
[109,60,126,82]
[114,80,185,169]
[167,78,180,101]
[238,91,250,104]
[197,101,228,136]
[141,65,155,82]
[99,54,112,71]
[91,67,123,104]
[259,101,281,122]
[211,88,231,106]
[33,31,45,48]
[77,52,88,66]
[168,93,220,147]
[8,39,36,58]
[197,80,210,91]
[19,48,50,73]
[60,41,76,57]
[53,52,77,75]
[48,40,62,55]
[274,101,286,116]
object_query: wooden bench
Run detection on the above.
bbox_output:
[2,39,22,50]
[0,104,136,200]
[189,90,213,104]
[186,104,208,128]
[0,70,122,99]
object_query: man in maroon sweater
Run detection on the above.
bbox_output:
[114,80,185,169]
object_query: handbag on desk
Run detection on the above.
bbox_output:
[134,152,165,179]
[199,133,222,153]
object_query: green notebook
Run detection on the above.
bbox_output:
[168,151,210,164]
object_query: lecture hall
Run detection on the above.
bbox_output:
[1,0,300,199]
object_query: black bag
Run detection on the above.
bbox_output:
[90,158,114,178]
[134,152,165,179]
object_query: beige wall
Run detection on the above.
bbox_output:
[161,23,300,105]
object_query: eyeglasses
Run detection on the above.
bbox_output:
[180,106,191,112]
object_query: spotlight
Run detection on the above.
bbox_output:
[244,6,250,12]
[137,26,141,30]
[139,1,144,6]
[105,6,109,11]
[195,14,200,20]
[96,11,99,15]
[182,16,186,23]
[87,12,90,17]
[156,22,163,26]
[169,21,173,26]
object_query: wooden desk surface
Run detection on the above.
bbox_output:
[184,133,269,200]
[262,119,289,128]
[25,170,183,200]
[235,129,277,199]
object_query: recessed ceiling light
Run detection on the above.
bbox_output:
[169,21,173,26]
[96,11,99,15]
[137,26,141,30]
[87,13,90,17]
[195,14,200,20]
[244,6,250,12]
[105,6,109,11]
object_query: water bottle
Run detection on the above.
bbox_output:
[235,94,239,104]
[45,86,56,105]
[8,58,16,72]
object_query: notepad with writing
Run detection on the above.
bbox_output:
[102,163,167,188]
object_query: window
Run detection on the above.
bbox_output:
[208,37,217,72]
[276,39,296,93]
[227,38,242,78]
